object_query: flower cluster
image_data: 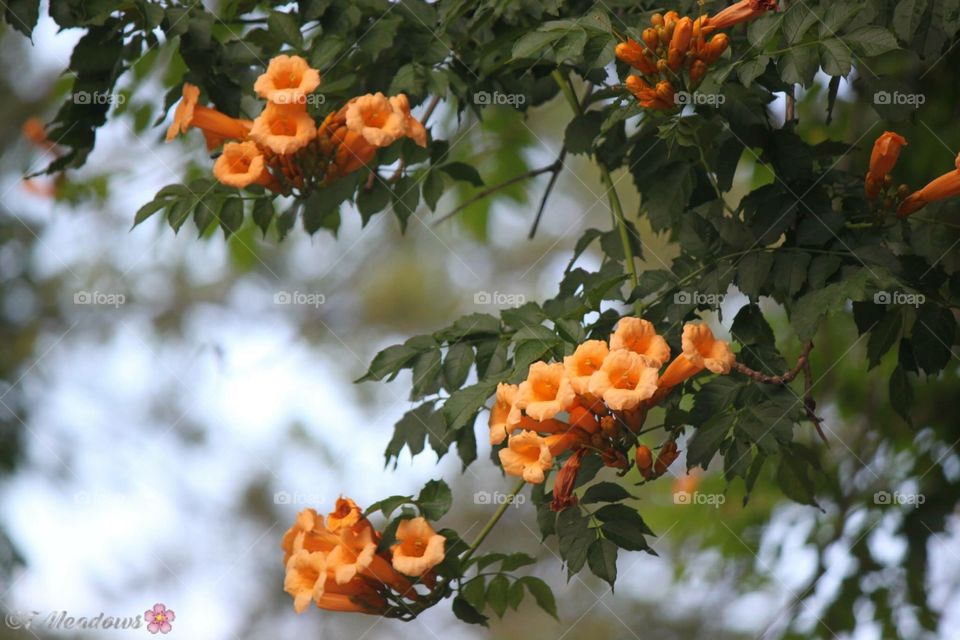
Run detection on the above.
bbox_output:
[489,319,735,510]
[616,0,777,110]
[281,497,445,615]
[166,55,427,195]
[864,131,960,218]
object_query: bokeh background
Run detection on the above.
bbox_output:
[0,6,958,640]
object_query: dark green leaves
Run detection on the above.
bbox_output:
[417,479,452,520]
[3,0,40,37]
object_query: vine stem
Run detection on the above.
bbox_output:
[459,478,526,567]
[551,69,641,303]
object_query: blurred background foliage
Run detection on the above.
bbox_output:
[0,1,957,639]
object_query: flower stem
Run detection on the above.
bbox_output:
[551,69,641,309]
[459,479,526,566]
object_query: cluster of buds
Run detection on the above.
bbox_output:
[281,497,445,615]
[616,0,778,110]
[488,319,736,511]
[165,55,427,196]
[864,131,960,218]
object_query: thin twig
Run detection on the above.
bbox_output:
[528,146,567,238]
[432,161,562,225]
[732,340,813,384]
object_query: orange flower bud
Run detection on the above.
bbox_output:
[636,445,653,479]
[690,59,708,87]
[865,131,907,199]
[668,47,684,71]
[643,27,659,50]
[550,448,586,512]
[703,33,729,63]
[670,17,694,54]
[655,80,675,105]
[616,39,658,75]
[654,441,679,476]
[650,12,664,27]
[664,10,680,24]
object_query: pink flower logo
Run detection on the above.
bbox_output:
[144,603,175,634]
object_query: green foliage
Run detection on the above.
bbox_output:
[9,0,960,631]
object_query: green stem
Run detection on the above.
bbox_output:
[459,479,526,567]
[551,69,641,308]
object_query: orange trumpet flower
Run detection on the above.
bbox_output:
[704,0,778,34]
[165,83,251,150]
[212,141,280,191]
[657,323,735,390]
[865,131,907,199]
[897,153,960,217]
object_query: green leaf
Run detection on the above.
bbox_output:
[411,349,442,398]
[557,508,593,575]
[581,482,631,504]
[587,539,618,588]
[442,342,473,392]
[268,11,303,48]
[912,306,957,375]
[500,552,537,571]
[594,504,654,551]
[359,343,421,382]
[820,39,853,76]
[365,495,414,518]
[867,311,903,369]
[417,479,453,520]
[384,403,434,463]
[564,111,604,155]
[486,574,510,617]
[845,26,900,56]
[452,595,488,626]
[512,30,562,59]
[252,198,275,237]
[422,169,445,211]
[4,0,40,37]
[461,576,486,612]
[737,252,774,299]
[776,445,820,506]
[392,176,420,232]
[889,366,913,424]
[508,580,525,610]
[520,577,558,619]
[133,197,168,227]
[443,379,497,432]
[687,413,734,470]
[820,1,859,36]
[219,198,244,238]
[782,5,819,43]
[441,162,484,187]
[738,55,770,87]
[778,46,819,86]
[893,0,929,41]
[359,15,401,59]
[357,182,391,226]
